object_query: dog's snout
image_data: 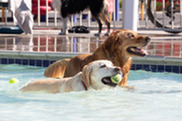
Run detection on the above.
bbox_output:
[145,37,150,42]
[114,67,121,72]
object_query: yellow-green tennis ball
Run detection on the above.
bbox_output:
[9,78,19,84]
[111,74,122,84]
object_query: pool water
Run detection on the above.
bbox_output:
[0,64,182,121]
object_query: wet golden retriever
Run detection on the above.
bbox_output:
[21,60,122,93]
[44,29,150,86]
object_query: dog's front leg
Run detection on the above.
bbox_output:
[100,13,110,36]
[105,21,110,36]
[104,22,110,36]
[59,18,69,35]
[119,72,128,86]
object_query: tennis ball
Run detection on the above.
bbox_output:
[9,78,19,84]
[111,74,122,84]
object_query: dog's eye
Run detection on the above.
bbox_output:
[127,33,135,40]
[100,64,106,68]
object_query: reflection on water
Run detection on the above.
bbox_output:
[0,36,104,53]
[0,36,182,57]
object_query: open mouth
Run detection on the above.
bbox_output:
[127,46,148,56]
[102,77,117,87]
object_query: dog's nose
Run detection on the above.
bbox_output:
[114,67,121,72]
[145,37,150,42]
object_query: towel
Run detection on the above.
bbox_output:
[8,0,33,34]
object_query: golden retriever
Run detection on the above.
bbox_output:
[21,60,122,93]
[44,29,150,86]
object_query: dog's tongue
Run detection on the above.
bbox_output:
[134,48,148,56]
[141,49,148,55]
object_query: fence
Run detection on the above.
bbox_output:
[31,0,123,30]
[0,0,182,32]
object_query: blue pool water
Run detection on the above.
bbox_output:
[0,64,182,121]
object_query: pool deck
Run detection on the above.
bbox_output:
[0,29,182,71]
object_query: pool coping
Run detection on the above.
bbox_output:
[1,51,182,73]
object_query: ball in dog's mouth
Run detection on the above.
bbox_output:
[102,74,122,87]
[127,46,148,56]
[111,74,122,84]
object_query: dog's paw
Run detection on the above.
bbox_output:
[123,86,135,91]
[94,33,100,37]
[59,32,67,35]
[104,32,110,36]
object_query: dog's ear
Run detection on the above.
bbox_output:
[104,30,124,55]
[82,64,93,89]
[104,30,119,51]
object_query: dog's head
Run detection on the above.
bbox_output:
[82,60,122,90]
[104,29,150,58]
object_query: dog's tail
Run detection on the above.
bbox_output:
[44,58,70,78]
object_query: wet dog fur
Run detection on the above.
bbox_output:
[44,29,150,86]
[21,60,122,93]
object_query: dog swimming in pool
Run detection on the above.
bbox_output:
[20,60,122,93]
[52,0,110,36]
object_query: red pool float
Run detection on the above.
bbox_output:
[32,0,52,6]
[32,0,52,15]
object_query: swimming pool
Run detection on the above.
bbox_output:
[0,64,182,121]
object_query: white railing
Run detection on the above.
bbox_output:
[38,0,122,29]
[0,0,123,29]
[0,0,182,33]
